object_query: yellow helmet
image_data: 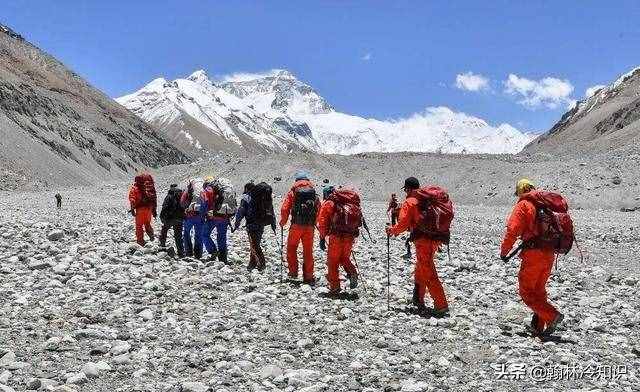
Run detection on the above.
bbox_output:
[204,176,215,184]
[515,178,535,196]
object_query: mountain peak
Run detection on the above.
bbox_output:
[187,69,211,85]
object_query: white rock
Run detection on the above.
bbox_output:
[181,381,209,392]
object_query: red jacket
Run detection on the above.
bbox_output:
[317,200,336,239]
[500,198,538,256]
[280,180,320,226]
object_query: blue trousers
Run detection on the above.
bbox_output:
[203,219,228,254]
[183,217,203,258]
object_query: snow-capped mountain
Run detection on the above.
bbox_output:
[525,66,640,154]
[118,69,533,156]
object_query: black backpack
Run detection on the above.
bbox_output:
[248,182,274,226]
[292,186,318,226]
[161,188,184,221]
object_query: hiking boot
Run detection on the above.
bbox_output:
[348,274,358,289]
[166,247,176,258]
[218,250,229,265]
[208,251,218,262]
[412,285,420,307]
[303,278,316,286]
[415,302,428,314]
[288,273,298,280]
[431,307,450,319]
[247,261,256,272]
[256,260,266,272]
[526,314,542,335]
[542,313,564,336]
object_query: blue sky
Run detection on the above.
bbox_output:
[4,1,640,132]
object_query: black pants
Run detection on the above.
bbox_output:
[248,228,265,270]
[56,200,61,209]
[160,219,184,255]
[391,212,398,226]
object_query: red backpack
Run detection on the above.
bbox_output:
[329,189,363,236]
[412,186,454,244]
[135,174,157,208]
[520,190,574,254]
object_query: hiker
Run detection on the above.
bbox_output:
[181,178,205,259]
[317,186,362,296]
[500,178,567,336]
[280,170,321,284]
[387,193,400,225]
[55,193,62,209]
[202,177,237,264]
[159,184,185,257]
[386,177,452,317]
[128,173,157,246]
[235,182,277,271]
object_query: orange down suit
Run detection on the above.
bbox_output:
[280,180,320,281]
[128,185,155,245]
[501,198,559,331]
[317,200,357,291]
[388,195,448,309]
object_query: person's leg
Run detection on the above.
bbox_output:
[518,251,556,332]
[301,226,315,282]
[193,220,204,259]
[173,221,184,256]
[286,225,303,278]
[134,211,145,246]
[202,220,217,256]
[325,235,341,292]
[254,227,266,270]
[247,230,259,270]
[414,239,448,310]
[340,237,357,278]
[183,219,193,256]
[159,223,169,247]
[215,219,228,252]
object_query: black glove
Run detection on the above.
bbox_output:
[152,209,158,218]
[129,209,136,217]
[500,254,509,262]
[319,239,326,251]
[271,223,277,235]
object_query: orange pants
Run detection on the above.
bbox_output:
[518,249,558,330]
[414,238,448,310]
[326,235,357,291]
[134,206,154,245]
[286,224,315,280]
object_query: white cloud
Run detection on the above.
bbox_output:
[585,84,606,98]
[504,74,574,109]
[455,72,489,91]
[361,53,372,61]
[217,69,284,83]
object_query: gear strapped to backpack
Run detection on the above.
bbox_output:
[520,190,574,254]
[182,179,204,215]
[135,174,157,208]
[248,182,275,227]
[329,189,363,236]
[210,178,238,217]
[412,186,454,244]
[292,186,318,226]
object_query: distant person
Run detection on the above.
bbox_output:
[128,173,157,246]
[317,186,362,296]
[500,179,568,336]
[202,177,237,264]
[159,184,185,257]
[180,178,205,259]
[235,182,276,271]
[387,193,400,225]
[279,170,320,285]
[54,193,62,209]
[386,177,453,318]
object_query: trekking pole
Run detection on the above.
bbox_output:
[362,217,376,244]
[279,227,284,283]
[350,251,367,293]
[386,232,391,311]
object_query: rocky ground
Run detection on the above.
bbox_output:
[0,183,638,392]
